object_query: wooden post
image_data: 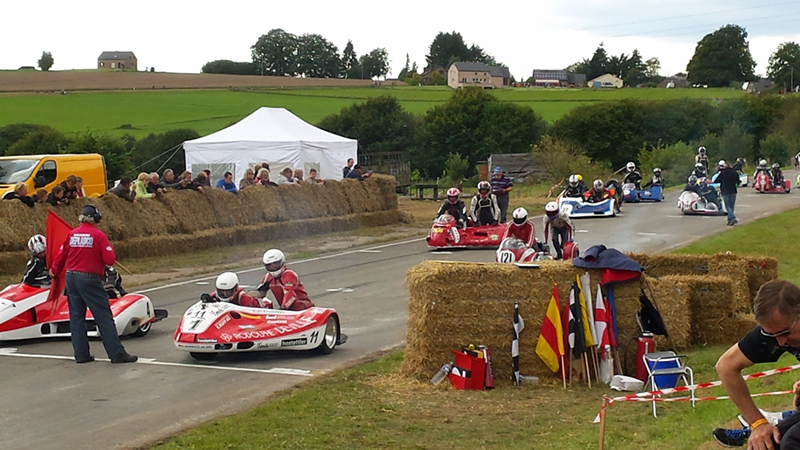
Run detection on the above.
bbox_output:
[584,354,592,389]
[598,396,609,450]
[115,261,134,276]
[560,355,567,389]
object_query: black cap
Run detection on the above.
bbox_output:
[82,205,98,216]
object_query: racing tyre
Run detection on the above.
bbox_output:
[316,315,339,355]
[190,352,217,361]
[132,321,151,337]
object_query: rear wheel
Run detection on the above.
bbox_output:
[132,321,151,337]
[316,315,339,355]
[190,352,217,361]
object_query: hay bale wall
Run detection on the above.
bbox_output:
[403,255,773,383]
[0,176,397,273]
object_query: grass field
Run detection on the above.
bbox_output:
[150,207,800,450]
[0,86,745,138]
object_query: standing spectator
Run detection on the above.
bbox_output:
[132,173,155,199]
[60,175,79,200]
[240,168,256,190]
[201,169,212,186]
[306,168,324,184]
[256,168,277,186]
[261,163,270,172]
[216,171,238,193]
[47,185,70,206]
[293,168,304,183]
[108,176,136,202]
[716,159,740,226]
[178,171,204,193]
[50,205,137,364]
[34,189,48,203]
[254,164,263,175]
[491,167,513,223]
[159,169,181,189]
[75,177,86,198]
[278,168,296,184]
[343,158,355,178]
[147,173,164,195]
[345,164,372,181]
[3,182,35,207]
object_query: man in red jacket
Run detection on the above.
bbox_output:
[255,249,315,311]
[502,207,536,248]
[51,205,137,364]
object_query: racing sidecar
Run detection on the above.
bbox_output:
[174,299,344,360]
[0,283,166,341]
[711,171,748,187]
[753,172,790,193]
[557,192,616,218]
[622,183,663,203]
[426,214,505,249]
[495,237,578,263]
[676,190,726,216]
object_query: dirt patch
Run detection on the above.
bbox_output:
[0,71,407,93]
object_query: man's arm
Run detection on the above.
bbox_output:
[491,196,500,223]
[98,233,116,267]
[468,197,478,222]
[542,216,550,243]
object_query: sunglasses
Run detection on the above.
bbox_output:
[761,317,799,338]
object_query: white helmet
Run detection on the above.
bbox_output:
[263,249,286,277]
[759,159,767,167]
[215,272,239,302]
[718,160,726,168]
[593,179,603,190]
[626,162,635,171]
[568,174,579,186]
[28,234,46,255]
[698,146,706,155]
[653,167,661,174]
[545,201,559,213]
[512,207,528,225]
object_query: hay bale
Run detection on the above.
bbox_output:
[238,185,290,223]
[741,256,779,301]
[707,256,753,314]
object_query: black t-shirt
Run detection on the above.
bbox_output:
[738,326,800,364]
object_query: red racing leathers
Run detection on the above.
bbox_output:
[585,187,612,203]
[503,220,536,248]
[257,269,315,311]
[210,287,264,308]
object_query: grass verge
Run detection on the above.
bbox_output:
[151,209,799,449]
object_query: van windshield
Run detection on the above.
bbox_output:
[0,159,41,184]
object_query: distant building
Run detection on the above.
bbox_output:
[657,75,689,88]
[421,66,446,85]
[531,69,585,88]
[448,62,510,89]
[588,73,623,88]
[98,51,137,70]
[744,78,777,94]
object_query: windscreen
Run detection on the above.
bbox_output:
[0,159,40,184]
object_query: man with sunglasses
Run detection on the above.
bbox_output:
[717,280,800,449]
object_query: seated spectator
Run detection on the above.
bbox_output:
[306,168,324,184]
[293,168,304,183]
[254,164,262,175]
[179,171,204,193]
[256,168,277,186]
[159,169,181,189]
[201,169,212,186]
[278,167,296,184]
[194,171,209,189]
[47,185,70,206]
[216,171,238,193]
[240,168,256,190]
[34,189,48,203]
[3,182,35,207]
[345,164,372,181]
[147,172,164,195]
[75,176,85,198]
[133,172,155,199]
[59,175,79,199]
[108,176,136,202]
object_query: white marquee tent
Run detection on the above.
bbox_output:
[183,107,357,185]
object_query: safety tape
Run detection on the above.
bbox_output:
[617,390,793,403]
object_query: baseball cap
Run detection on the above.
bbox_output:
[493,167,502,174]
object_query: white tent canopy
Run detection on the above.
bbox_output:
[183,107,356,185]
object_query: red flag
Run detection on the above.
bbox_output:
[45,210,73,304]
[535,284,565,373]
[593,285,611,358]
[604,297,618,348]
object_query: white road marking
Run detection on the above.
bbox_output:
[432,251,453,254]
[196,282,209,285]
[135,237,427,294]
[0,348,313,377]
[357,249,381,253]
[736,204,751,207]
[326,288,354,292]
[667,215,684,218]
[575,230,589,233]
[638,232,658,236]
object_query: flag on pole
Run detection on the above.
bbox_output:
[536,285,565,373]
[574,276,594,348]
[45,210,73,305]
[606,285,620,348]
[604,296,618,349]
[512,302,525,384]
[594,284,614,383]
[568,282,587,357]
[579,273,598,347]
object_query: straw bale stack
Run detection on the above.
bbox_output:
[276,184,322,221]
[340,179,381,213]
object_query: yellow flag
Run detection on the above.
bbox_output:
[536,285,565,373]
[576,275,595,347]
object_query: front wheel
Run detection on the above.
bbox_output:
[132,321,151,337]
[316,315,339,355]
[190,352,217,361]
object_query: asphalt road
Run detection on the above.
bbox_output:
[1,176,798,450]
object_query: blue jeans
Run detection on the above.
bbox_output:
[722,193,736,222]
[66,272,126,360]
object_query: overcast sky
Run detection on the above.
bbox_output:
[3,0,799,79]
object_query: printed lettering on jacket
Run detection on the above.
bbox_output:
[69,234,94,248]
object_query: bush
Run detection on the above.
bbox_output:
[5,127,70,156]
[441,153,470,189]
[130,129,199,175]
[532,136,611,184]
[719,124,755,163]
[760,133,797,166]
[636,141,695,187]
[0,123,54,156]
[201,60,257,75]
[67,134,132,181]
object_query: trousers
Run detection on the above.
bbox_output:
[66,271,126,360]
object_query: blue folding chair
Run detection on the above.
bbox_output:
[643,351,695,417]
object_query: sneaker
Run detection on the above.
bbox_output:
[732,219,738,225]
[712,427,750,447]
[111,352,138,363]
[75,355,95,364]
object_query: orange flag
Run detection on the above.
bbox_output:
[536,284,566,373]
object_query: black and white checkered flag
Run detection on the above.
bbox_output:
[512,302,525,384]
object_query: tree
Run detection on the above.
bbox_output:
[767,41,800,90]
[342,40,358,78]
[68,134,132,181]
[38,52,53,71]
[398,53,411,80]
[317,96,417,154]
[645,57,661,78]
[426,32,471,69]
[296,34,342,78]
[359,48,389,79]
[570,44,610,81]
[130,129,200,174]
[5,127,69,156]
[251,29,298,76]
[686,25,756,87]
[0,123,53,156]
[201,60,256,75]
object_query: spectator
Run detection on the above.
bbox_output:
[293,168,304,183]
[240,168,256,190]
[261,163,270,172]
[254,164,262,175]
[132,173,155,199]
[256,168,277,187]
[46,185,70,206]
[34,189,48,203]
[345,164,372,181]
[75,176,85,198]
[306,168,324,184]
[3,182,35,207]
[59,175,79,200]
[491,167,513,223]
[159,169,181,189]
[216,171,238,193]
[108,176,136,202]
[278,167,296,185]
[201,169,212,186]
[716,160,740,226]
[147,172,164,195]
[343,158,355,178]
[178,171,204,193]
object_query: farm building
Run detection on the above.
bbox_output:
[588,73,623,88]
[531,69,586,88]
[97,51,137,70]
[448,62,510,89]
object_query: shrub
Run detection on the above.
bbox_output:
[532,136,611,184]
[760,133,797,166]
[5,127,70,156]
[636,141,695,187]
[441,153,470,189]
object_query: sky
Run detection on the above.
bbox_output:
[2,0,799,80]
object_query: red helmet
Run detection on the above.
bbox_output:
[447,187,460,204]
[477,181,491,198]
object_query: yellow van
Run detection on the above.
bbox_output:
[0,154,107,198]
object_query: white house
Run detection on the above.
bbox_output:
[588,73,623,88]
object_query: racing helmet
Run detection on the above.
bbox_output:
[718,160,726,169]
[477,181,491,198]
[759,159,767,167]
[626,162,635,172]
[512,207,528,225]
[568,174,579,187]
[773,163,781,170]
[215,272,239,302]
[653,168,661,175]
[688,175,698,185]
[545,201,559,218]
[593,179,603,190]
[576,174,583,182]
[699,177,708,186]
[736,157,744,164]
[27,234,46,255]
[263,249,286,277]
[695,162,704,169]
[698,146,706,155]
[447,187,460,204]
